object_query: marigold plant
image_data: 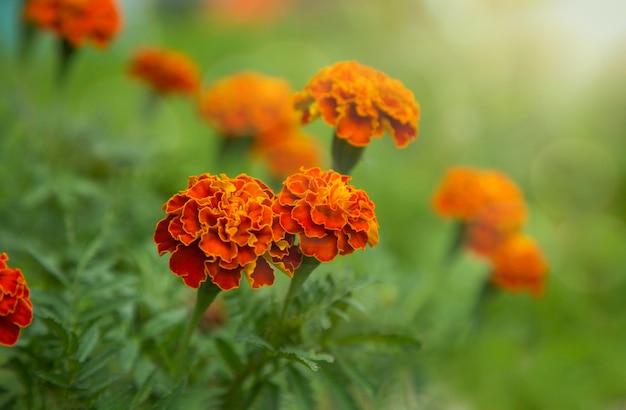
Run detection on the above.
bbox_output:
[487,233,549,296]
[294,60,420,148]
[199,71,297,138]
[154,173,302,291]
[432,166,526,222]
[465,201,526,256]
[129,47,201,97]
[0,253,33,347]
[24,0,121,48]
[273,167,379,263]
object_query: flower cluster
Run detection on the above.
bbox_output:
[0,254,33,346]
[154,173,302,291]
[24,0,121,48]
[294,61,420,148]
[432,166,548,295]
[155,168,379,289]
[129,47,201,97]
[273,167,379,263]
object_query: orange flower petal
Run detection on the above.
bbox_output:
[169,245,209,289]
[245,258,275,289]
[300,235,339,262]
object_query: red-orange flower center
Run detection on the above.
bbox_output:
[294,60,420,148]
[24,0,122,48]
[0,253,33,347]
[154,173,302,291]
[273,167,379,263]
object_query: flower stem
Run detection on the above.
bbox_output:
[174,281,221,380]
[331,131,365,175]
[282,256,320,317]
[57,37,76,88]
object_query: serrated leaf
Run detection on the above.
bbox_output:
[235,331,274,352]
[74,326,100,362]
[214,337,243,375]
[286,365,316,410]
[278,347,334,372]
[140,308,187,340]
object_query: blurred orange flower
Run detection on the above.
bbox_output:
[154,173,302,291]
[254,126,325,179]
[24,0,121,48]
[199,71,297,138]
[432,166,526,222]
[273,167,379,263]
[0,253,33,347]
[465,201,526,256]
[203,0,292,26]
[129,47,201,97]
[487,234,549,296]
[294,61,420,148]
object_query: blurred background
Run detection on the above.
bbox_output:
[1,0,625,408]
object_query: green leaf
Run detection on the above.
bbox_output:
[74,326,100,362]
[75,346,119,383]
[81,295,139,323]
[278,347,334,372]
[119,339,140,374]
[140,308,188,340]
[335,332,422,349]
[319,365,362,410]
[235,331,274,352]
[286,365,316,410]
[25,248,69,285]
[214,337,243,375]
[81,275,138,299]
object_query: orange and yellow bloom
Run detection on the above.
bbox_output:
[0,254,33,347]
[432,166,548,295]
[24,0,121,48]
[273,167,379,263]
[129,47,201,97]
[294,61,420,148]
[154,173,302,291]
[199,71,297,138]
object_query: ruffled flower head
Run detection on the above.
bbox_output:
[273,167,379,263]
[199,71,297,138]
[24,0,121,48]
[294,61,420,148]
[0,253,34,346]
[487,234,549,296]
[154,173,302,291]
[432,166,526,222]
[129,47,201,97]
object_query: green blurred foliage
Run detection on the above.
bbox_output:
[1,0,625,408]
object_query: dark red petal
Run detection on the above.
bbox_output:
[169,245,208,289]
[154,216,179,255]
[207,263,241,291]
[246,258,275,289]
[9,298,33,327]
[0,316,20,346]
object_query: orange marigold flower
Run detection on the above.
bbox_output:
[199,71,297,138]
[254,126,325,179]
[129,47,201,96]
[273,167,379,263]
[294,60,420,148]
[154,173,302,291]
[432,166,526,222]
[465,201,526,256]
[487,234,549,296]
[0,254,33,347]
[24,0,121,48]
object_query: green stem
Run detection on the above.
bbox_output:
[331,131,365,175]
[174,281,221,380]
[282,256,321,318]
[57,37,76,88]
